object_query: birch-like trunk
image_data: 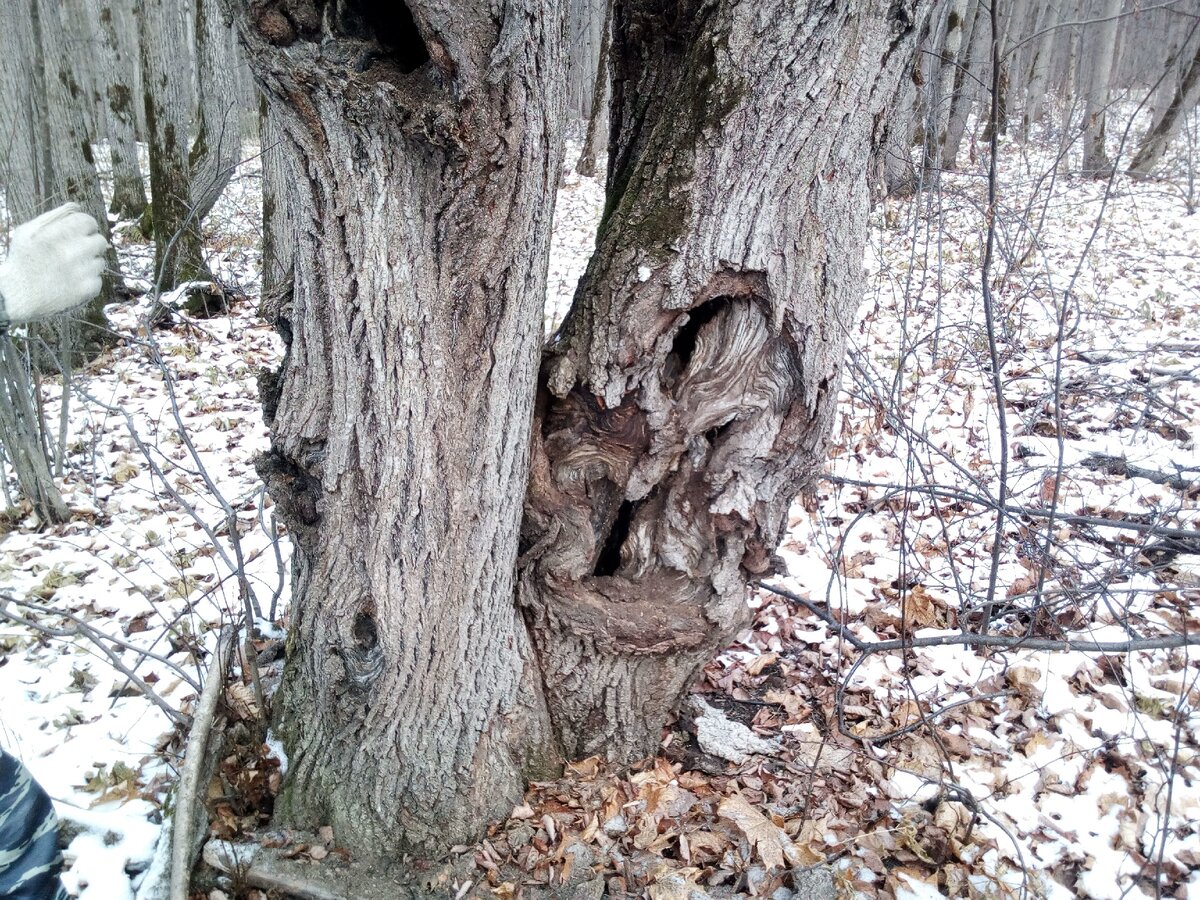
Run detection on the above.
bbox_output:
[228,0,565,854]
[95,0,148,219]
[1080,0,1122,176]
[520,0,929,761]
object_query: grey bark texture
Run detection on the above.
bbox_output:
[95,0,149,218]
[576,0,611,179]
[140,0,210,285]
[228,0,928,860]
[36,0,122,352]
[520,0,929,762]
[940,0,986,170]
[1020,0,1062,136]
[0,0,47,221]
[1080,0,1122,176]
[228,0,566,855]
[924,0,967,172]
[190,0,242,221]
[1129,27,1200,177]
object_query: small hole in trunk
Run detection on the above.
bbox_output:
[594,499,636,576]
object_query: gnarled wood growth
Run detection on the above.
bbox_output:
[227,0,565,854]
[520,0,926,762]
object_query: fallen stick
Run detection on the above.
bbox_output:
[169,626,235,900]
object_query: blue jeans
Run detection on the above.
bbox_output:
[0,750,68,899]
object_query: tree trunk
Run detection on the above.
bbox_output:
[519,0,929,762]
[1129,31,1200,176]
[140,0,209,286]
[259,95,295,310]
[1080,0,1122,176]
[941,0,986,170]
[0,0,47,221]
[576,0,612,178]
[1021,0,1062,137]
[228,0,566,855]
[924,0,968,172]
[190,0,242,221]
[95,0,149,219]
[35,0,121,357]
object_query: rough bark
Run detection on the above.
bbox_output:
[1080,0,1122,176]
[519,0,929,762]
[227,0,566,855]
[95,0,149,218]
[259,95,295,309]
[1129,30,1200,177]
[140,0,210,285]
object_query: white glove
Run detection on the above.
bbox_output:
[0,203,108,325]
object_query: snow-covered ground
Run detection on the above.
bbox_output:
[0,124,1197,898]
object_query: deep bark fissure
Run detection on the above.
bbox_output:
[520,0,928,762]
[232,0,928,859]
[230,0,566,855]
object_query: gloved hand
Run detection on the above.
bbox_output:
[0,203,108,325]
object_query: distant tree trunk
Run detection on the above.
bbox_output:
[36,0,120,355]
[140,0,210,286]
[259,95,295,309]
[1080,0,1122,176]
[576,0,611,178]
[941,0,987,169]
[229,0,566,855]
[0,0,47,220]
[566,0,605,121]
[1129,30,1200,176]
[520,0,929,762]
[95,0,148,219]
[1021,0,1062,136]
[190,0,241,221]
[924,0,968,172]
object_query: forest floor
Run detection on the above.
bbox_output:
[0,128,1198,900]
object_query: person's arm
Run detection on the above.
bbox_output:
[0,203,108,328]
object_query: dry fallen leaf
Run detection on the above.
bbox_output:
[718,794,799,870]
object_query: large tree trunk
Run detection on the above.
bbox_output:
[228,0,566,855]
[519,0,928,762]
[0,0,47,220]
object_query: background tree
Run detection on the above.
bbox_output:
[229,0,928,858]
[140,0,209,285]
[94,0,149,219]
